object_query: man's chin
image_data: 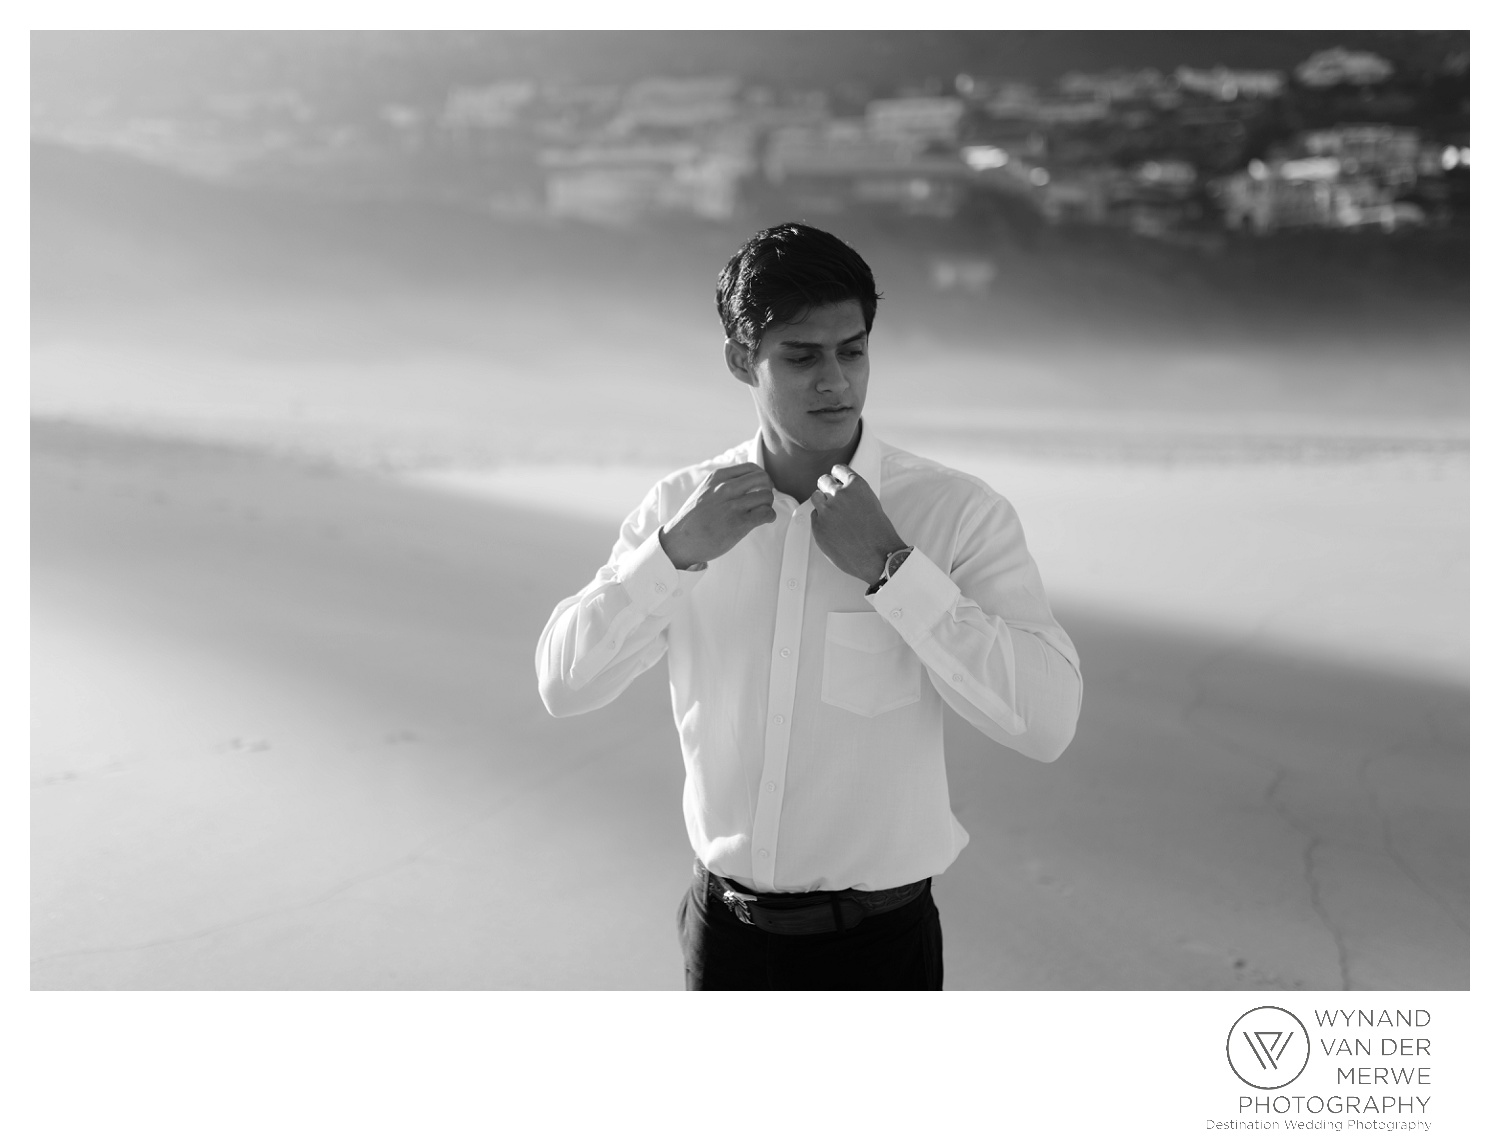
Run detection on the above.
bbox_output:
[801,413,861,449]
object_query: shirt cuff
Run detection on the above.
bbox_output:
[865,546,961,642]
[615,526,705,613]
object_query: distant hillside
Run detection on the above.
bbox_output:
[32,140,1468,353]
[33,31,1470,114]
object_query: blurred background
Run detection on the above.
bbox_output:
[31,30,1468,989]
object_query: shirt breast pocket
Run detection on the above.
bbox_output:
[822,611,923,718]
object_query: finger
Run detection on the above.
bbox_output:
[713,462,764,480]
[725,482,774,506]
[716,470,773,497]
[707,463,766,492]
[816,473,840,496]
[736,502,777,531]
[738,489,774,510]
[809,489,828,510]
[830,464,857,487]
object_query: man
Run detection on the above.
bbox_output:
[536,222,1082,990]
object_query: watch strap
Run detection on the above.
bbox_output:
[865,545,914,595]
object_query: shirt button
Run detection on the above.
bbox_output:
[952,672,964,682]
[780,647,791,658]
[773,714,784,725]
[765,781,776,792]
[655,582,665,593]
[786,579,797,590]
[890,608,903,619]
[757,848,769,858]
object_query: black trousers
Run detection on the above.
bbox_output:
[677,866,944,990]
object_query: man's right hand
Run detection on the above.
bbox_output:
[660,463,776,569]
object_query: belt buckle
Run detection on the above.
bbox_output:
[720,888,758,925]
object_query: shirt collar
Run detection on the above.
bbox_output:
[847,420,883,499]
[751,419,884,501]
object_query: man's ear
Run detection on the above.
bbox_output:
[724,339,757,387]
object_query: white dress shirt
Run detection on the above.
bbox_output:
[536,424,1082,893]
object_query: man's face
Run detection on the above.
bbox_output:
[729,299,870,457]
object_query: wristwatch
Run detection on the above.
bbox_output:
[865,545,914,595]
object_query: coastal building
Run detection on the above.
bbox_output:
[1092,160,1200,235]
[741,89,831,133]
[1217,166,1328,231]
[1174,66,1285,101]
[1295,48,1395,88]
[865,96,966,144]
[1031,94,1111,125]
[1215,154,1422,233]
[539,133,751,222]
[608,76,741,134]
[529,84,622,140]
[962,125,1046,162]
[1160,100,1260,167]
[1038,167,1113,223]
[765,122,971,216]
[1057,69,1170,103]
[439,82,536,131]
[1298,123,1423,184]
[765,123,913,180]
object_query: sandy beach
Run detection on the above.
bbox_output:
[29,126,1469,990]
[31,416,1468,989]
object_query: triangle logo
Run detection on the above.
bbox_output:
[1252,1030,1291,1067]
[1229,1007,1311,1091]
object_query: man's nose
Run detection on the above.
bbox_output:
[815,359,851,395]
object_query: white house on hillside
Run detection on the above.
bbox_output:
[1174,66,1285,101]
[1295,48,1395,87]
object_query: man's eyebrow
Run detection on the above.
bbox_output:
[777,332,868,350]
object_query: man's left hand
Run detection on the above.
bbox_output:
[810,465,906,586]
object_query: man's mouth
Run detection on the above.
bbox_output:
[810,406,854,416]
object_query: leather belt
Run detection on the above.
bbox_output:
[694,860,928,936]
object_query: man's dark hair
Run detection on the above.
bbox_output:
[715,222,881,355]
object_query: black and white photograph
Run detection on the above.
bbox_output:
[31,26,1470,1007]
